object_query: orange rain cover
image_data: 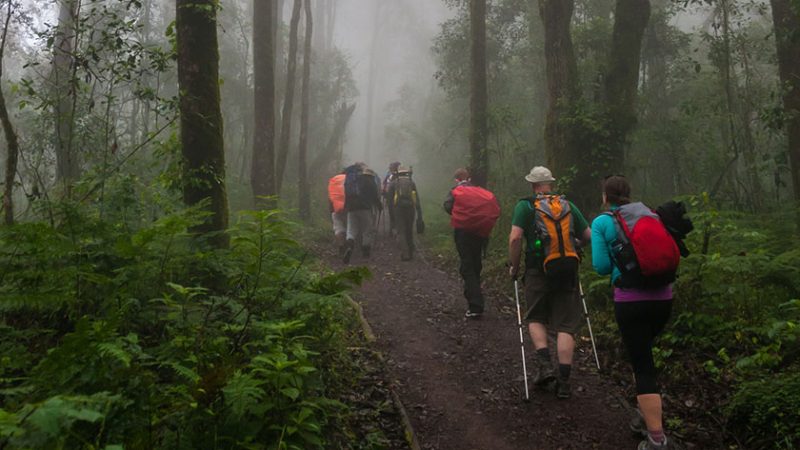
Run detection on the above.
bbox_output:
[328,174,346,213]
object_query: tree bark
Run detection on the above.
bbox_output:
[469,0,489,187]
[602,0,650,173]
[298,0,312,220]
[53,0,80,190]
[0,2,20,225]
[275,0,301,195]
[251,0,276,205]
[176,0,229,248]
[770,0,800,223]
[538,0,583,199]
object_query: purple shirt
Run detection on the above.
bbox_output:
[614,285,673,302]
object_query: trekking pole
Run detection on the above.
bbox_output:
[513,279,530,402]
[579,280,601,371]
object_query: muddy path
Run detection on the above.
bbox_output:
[326,236,643,450]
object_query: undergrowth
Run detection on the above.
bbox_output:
[0,189,388,449]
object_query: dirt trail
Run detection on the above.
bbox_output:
[327,237,641,450]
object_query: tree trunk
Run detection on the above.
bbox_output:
[602,0,650,173]
[176,0,229,248]
[538,0,585,201]
[298,0,312,220]
[771,0,800,226]
[469,0,489,187]
[309,102,356,177]
[0,2,20,225]
[362,2,382,165]
[252,0,276,205]
[275,0,301,195]
[53,0,79,190]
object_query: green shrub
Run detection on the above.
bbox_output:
[727,369,800,449]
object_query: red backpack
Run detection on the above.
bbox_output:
[450,185,501,238]
[609,202,680,289]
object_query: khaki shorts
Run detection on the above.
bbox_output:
[523,269,583,335]
[331,211,346,235]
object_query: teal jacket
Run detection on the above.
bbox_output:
[591,208,620,284]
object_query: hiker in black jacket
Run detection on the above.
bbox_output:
[343,164,382,263]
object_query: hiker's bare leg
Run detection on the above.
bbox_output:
[637,394,663,431]
[529,322,548,350]
[556,332,575,365]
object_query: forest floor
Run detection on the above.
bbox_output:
[320,233,678,450]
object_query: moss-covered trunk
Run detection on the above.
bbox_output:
[602,0,650,174]
[770,0,800,228]
[298,0,312,221]
[53,0,79,191]
[176,0,229,248]
[251,0,276,205]
[470,0,489,186]
[0,2,19,225]
[275,0,301,195]
[538,0,585,201]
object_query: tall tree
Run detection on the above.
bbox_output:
[538,0,581,195]
[252,0,276,205]
[469,0,489,186]
[0,0,20,225]
[362,2,382,164]
[770,0,800,222]
[275,0,301,194]
[176,0,229,247]
[298,0,312,220]
[602,0,651,172]
[53,0,79,190]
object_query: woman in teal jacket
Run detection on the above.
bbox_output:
[591,176,673,450]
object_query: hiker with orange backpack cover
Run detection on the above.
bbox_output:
[328,171,347,256]
[507,166,591,400]
[445,168,501,319]
[591,175,683,450]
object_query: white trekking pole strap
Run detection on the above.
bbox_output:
[514,279,530,401]
[579,280,601,370]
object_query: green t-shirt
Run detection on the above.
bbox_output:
[511,196,589,256]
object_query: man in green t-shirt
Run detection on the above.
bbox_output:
[508,166,590,399]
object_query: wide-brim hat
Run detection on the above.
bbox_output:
[525,166,555,184]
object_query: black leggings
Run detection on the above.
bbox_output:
[614,300,673,395]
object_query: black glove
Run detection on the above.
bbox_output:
[416,218,425,234]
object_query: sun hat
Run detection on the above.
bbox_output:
[525,166,556,184]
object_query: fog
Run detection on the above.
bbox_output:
[329,0,453,173]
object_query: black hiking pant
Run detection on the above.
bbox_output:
[615,300,673,395]
[454,229,487,313]
[396,205,415,260]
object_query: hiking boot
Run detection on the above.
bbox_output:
[532,360,556,387]
[556,378,571,399]
[629,409,647,438]
[464,310,482,319]
[342,240,354,264]
[638,435,668,450]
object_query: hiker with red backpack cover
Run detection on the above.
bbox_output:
[444,168,500,318]
[591,175,688,450]
[507,166,591,400]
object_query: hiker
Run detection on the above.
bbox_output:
[445,169,500,318]
[507,166,591,399]
[387,167,424,261]
[343,163,382,263]
[382,161,401,235]
[328,171,347,256]
[591,175,680,450]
